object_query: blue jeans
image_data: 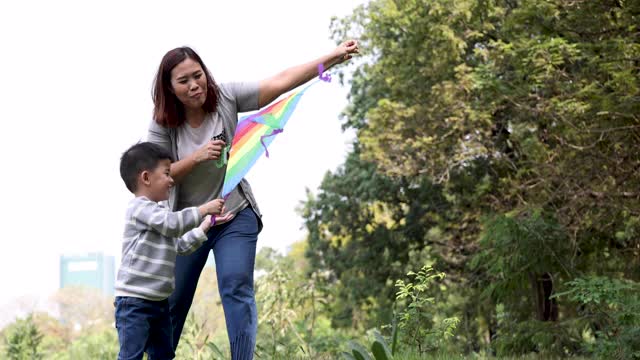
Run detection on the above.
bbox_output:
[114,297,174,360]
[169,207,261,360]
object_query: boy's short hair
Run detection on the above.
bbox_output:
[120,142,173,193]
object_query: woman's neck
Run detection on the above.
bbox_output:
[185,107,206,128]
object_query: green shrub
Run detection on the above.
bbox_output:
[553,276,640,359]
[3,315,43,360]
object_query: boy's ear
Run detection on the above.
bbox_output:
[140,170,151,187]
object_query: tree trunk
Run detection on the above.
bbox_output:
[531,272,558,321]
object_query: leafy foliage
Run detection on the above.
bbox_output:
[312,0,640,357]
[395,266,459,353]
[174,312,226,360]
[3,315,43,360]
[52,328,118,360]
[553,276,640,359]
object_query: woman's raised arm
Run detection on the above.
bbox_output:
[257,40,359,107]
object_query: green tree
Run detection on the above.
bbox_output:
[3,315,44,360]
[302,150,453,330]
[315,0,639,356]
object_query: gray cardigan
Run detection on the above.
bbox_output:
[147,82,262,218]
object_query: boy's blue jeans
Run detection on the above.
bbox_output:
[169,207,261,360]
[114,297,174,360]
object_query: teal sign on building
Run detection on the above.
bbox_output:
[60,252,115,296]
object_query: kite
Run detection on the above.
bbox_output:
[219,64,332,198]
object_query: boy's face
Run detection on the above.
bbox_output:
[143,159,174,202]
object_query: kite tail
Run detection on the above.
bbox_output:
[260,128,284,158]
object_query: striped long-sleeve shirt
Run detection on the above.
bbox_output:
[115,196,207,301]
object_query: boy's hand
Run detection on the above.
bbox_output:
[199,198,225,217]
[199,215,213,232]
[210,199,225,215]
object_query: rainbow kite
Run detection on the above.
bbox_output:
[220,65,332,198]
[220,81,321,198]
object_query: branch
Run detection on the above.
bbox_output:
[552,133,605,150]
[589,191,639,199]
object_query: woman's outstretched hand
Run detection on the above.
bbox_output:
[257,39,360,107]
[332,40,359,65]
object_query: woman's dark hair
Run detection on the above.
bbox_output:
[152,47,220,128]
[120,142,172,193]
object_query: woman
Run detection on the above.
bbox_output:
[147,40,358,359]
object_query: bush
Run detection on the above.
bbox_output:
[553,276,640,359]
[3,315,43,360]
[395,265,460,354]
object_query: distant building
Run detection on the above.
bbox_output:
[60,252,115,296]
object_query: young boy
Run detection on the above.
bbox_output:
[114,142,224,360]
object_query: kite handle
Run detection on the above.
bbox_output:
[317,64,332,82]
[214,144,230,168]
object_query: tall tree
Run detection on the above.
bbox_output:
[304,0,639,355]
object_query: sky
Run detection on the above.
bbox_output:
[0,0,363,324]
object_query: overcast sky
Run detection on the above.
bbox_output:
[0,0,363,322]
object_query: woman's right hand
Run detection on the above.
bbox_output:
[192,139,226,163]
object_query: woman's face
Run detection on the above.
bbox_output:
[170,57,207,110]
